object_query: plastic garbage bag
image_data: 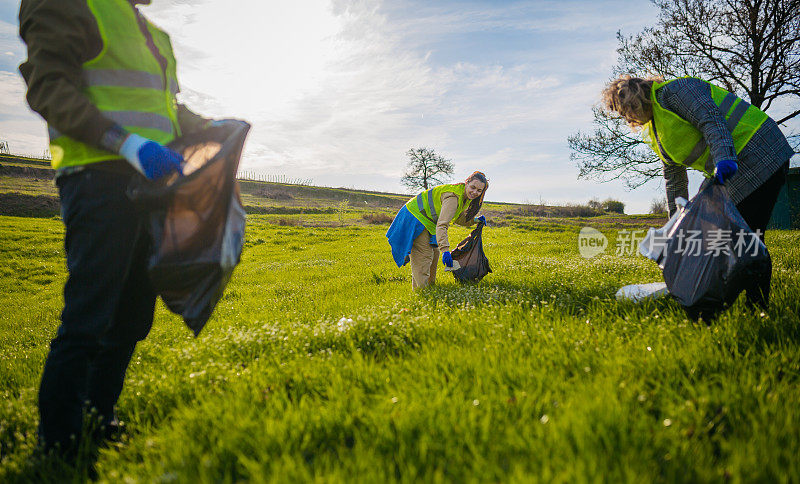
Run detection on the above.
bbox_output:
[449,221,492,283]
[639,197,687,264]
[128,120,250,335]
[657,182,771,319]
[615,282,669,302]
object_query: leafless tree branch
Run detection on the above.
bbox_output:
[401,147,455,192]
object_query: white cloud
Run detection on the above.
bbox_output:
[0,70,26,111]
[0,19,23,58]
[144,0,446,178]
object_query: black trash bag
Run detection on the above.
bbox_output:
[660,182,771,320]
[450,221,492,283]
[128,120,250,335]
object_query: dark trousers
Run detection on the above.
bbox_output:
[736,162,790,236]
[734,161,790,307]
[38,169,156,451]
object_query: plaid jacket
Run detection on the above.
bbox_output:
[656,77,795,215]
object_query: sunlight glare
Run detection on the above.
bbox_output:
[171,0,344,119]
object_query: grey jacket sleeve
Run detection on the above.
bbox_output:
[663,161,689,217]
[656,77,738,165]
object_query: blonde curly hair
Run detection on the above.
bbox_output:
[602,75,662,128]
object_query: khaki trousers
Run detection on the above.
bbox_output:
[410,230,439,290]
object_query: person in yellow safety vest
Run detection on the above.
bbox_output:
[387,171,489,289]
[602,75,794,309]
[18,0,221,458]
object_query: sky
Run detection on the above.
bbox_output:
[0,0,797,213]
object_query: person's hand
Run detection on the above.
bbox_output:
[475,215,487,225]
[120,134,183,180]
[442,251,453,268]
[714,159,737,184]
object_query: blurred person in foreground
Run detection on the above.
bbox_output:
[387,171,488,290]
[602,75,794,308]
[19,0,215,458]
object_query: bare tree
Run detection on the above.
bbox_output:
[571,108,663,188]
[401,147,454,192]
[650,197,668,214]
[569,0,800,187]
[0,141,9,154]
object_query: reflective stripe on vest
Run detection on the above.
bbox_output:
[105,111,173,134]
[83,69,179,95]
[405,183,468,235]
[415,193,434,222]
[645,77,768,177]
[428,189,438,219]
[49,112,173,139]
[414,188,443,222]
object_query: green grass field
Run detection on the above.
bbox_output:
[1,209,799,482]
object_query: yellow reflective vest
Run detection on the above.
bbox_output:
[48,0,181,169]
[643,77,768,177]
[405,183,468,235]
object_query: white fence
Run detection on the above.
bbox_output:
[237,171,313,186]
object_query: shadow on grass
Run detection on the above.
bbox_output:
[725,294,800,354]
[2,445,102,484]
[417,279,698,324]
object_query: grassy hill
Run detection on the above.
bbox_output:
[0,155,658,224]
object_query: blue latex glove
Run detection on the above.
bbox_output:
[475,215,487,225]
[442,251,453,268]
[120,134,183,180]
[714,159,737,184]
